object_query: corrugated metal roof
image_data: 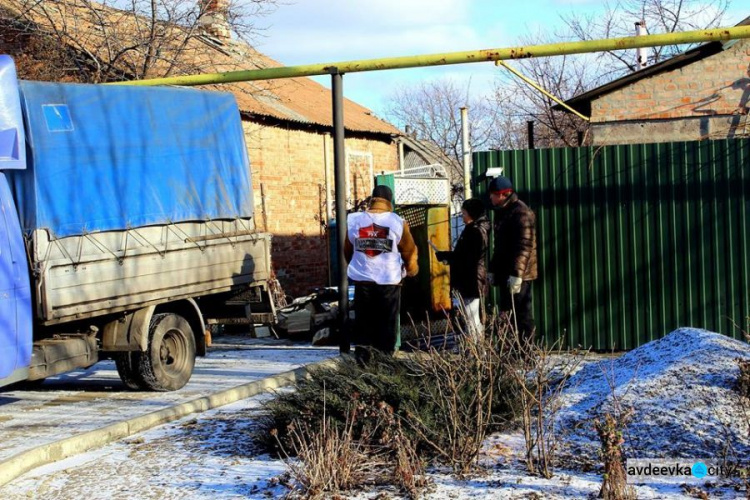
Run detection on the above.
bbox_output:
[1,0,401,136]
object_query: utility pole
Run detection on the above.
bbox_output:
[461,107,472,200]
[331,71,349,354]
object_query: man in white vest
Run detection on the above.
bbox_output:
[344,185,418,359]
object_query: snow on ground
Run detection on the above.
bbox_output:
[2,329,748,499]
[0,342,336,462]
[0,394,289,500]
[555,327,750,465]
[3,397,742,500]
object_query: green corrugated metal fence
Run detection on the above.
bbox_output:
[473,139,749,350]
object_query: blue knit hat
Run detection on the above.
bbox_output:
[488,175,513,194]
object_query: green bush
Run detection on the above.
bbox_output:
[260,353,421,455]
[258,343,516,466]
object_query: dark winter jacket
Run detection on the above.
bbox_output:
[491,195,538,281]
[437,215,490,299]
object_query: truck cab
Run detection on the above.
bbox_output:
[0,55,32,388]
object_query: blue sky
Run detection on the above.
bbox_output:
[253,0,747,117]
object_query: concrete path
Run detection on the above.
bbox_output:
[0,340,336,476]
[0,394,290,500]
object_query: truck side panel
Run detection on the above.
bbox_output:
[32,219,271,324]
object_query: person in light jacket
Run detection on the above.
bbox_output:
[344,185,418,358]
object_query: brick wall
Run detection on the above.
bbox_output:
[243,121,399,296]
[0,20,24,54]
[0,23,81,82]
[591,39,750,144]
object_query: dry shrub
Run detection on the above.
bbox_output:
[594,361,636,500]
[494,313,587,478]
[734,316,750,399]
[262,309,534,495]
[394,432,426,499]
[738,360,750,400]
[277,398,430,499]
[595,412,636,500]
[261,343,515,467]
[374,402,429,499]
[277,413,371,499]
[406,323,513,475]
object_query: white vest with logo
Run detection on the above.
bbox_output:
[347,210,405,285]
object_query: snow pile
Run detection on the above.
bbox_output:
[555,328,750,463]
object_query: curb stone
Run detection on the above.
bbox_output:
[0,357,339,487]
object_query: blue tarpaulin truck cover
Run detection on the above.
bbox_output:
[8,81,253,238]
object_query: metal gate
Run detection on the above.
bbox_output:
[473,139,749,350]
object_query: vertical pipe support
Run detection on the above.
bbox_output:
[460,106,471,200]
[323,134,333,286]
[331,71,350,354]
[636,21,648,70]
[323,134,333,221]
[398,139,405,173]
[527,120,535,150]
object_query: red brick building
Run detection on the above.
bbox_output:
[0,0,405,296]
[563,16,750,145]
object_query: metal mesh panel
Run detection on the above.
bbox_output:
[396,206,427,228]
[394,178,450,205]
[398,164,448,178]
[400,318,453,350]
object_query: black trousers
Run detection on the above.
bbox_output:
[353,282,401,354]
[498,280,535,341]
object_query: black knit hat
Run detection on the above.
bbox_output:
[461,198,485,220]
[372,185,393,202]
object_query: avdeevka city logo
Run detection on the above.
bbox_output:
[691,462,708,478]
[626,459,731,481]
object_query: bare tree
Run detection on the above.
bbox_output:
[2,0,279,82]
[493,33,598,148]
[385,78,507,179]
[562,0,731,78]
[491,0,732,148]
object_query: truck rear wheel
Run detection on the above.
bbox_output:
[116,313,196,391]
[114,354,142,390]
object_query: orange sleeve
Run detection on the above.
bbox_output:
[398,221,419,277]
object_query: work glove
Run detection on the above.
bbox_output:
[435,251,450,263]
[507,276,523,295]
[488,273,495,286]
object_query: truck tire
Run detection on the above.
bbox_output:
[115,354,143,390]
[116,313,196,391]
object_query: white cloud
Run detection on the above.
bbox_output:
[258,0,497,62]
[549,0,601,5]
[255,0,611,115]
[252,0,508,115]
[269,0,471,30]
